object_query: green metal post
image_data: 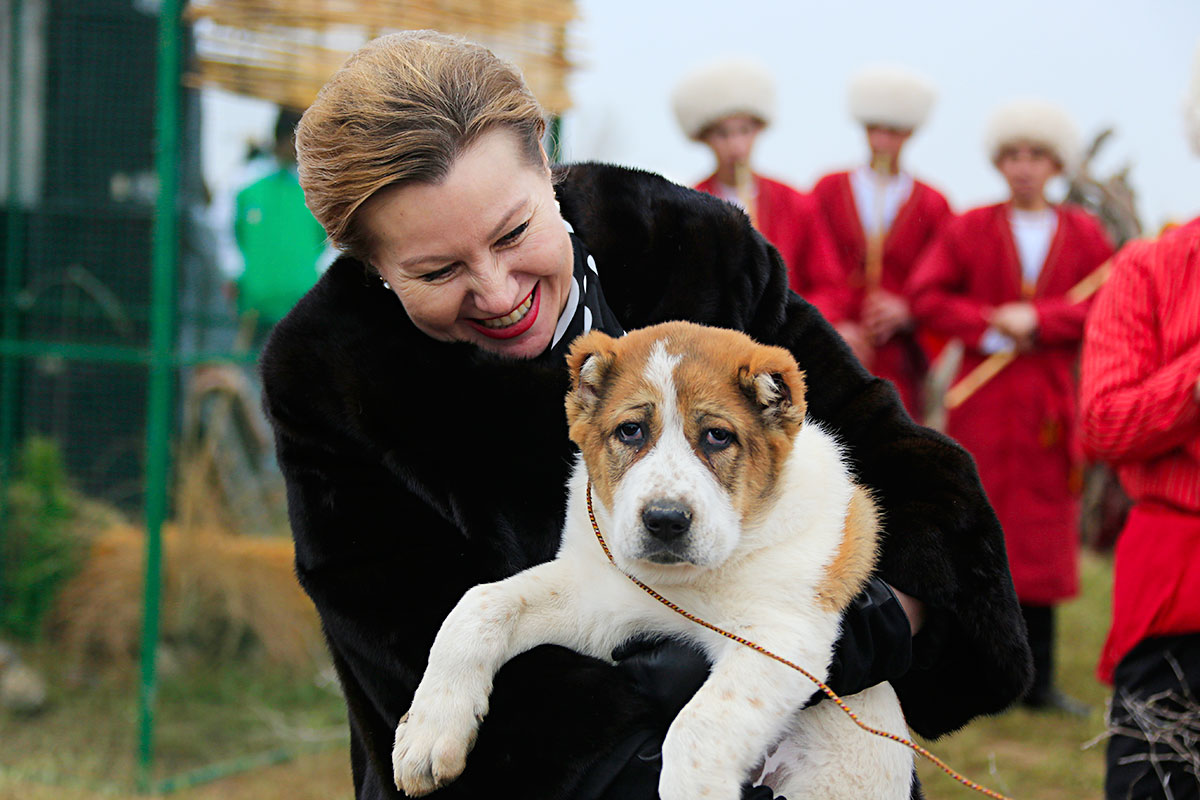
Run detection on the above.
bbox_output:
[136,0,182,792]
[548,114,563,164]
[1,0,28,608]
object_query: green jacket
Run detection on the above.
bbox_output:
[234,165,327,325]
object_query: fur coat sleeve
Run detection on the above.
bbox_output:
[262,281,660,798]
[261,162,1031,799]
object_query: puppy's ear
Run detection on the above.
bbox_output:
[739,346,807,432]
[565,330,617,426]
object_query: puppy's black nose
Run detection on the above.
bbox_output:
[641,502,692,541]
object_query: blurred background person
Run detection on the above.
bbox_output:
[1079,42,1200,799]
[812,64,952,420]
[231,107,330,349]
[908,98,1114,714]
[671,57,850,324]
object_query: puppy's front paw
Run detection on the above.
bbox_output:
[392,693,485,796]
[659,727,745,800]
[659,762,745,800]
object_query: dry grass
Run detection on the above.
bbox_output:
[0,747,351,800]
[1090,653,1200,795]
[917,548,1115,799]
[185,0,578,113]
[0,646,347,796]
[4,549,1120,800]
[51,522,322,674]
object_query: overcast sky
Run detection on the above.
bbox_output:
[561,0,1200,230]
[203,1,1200,232]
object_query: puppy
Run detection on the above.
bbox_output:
[392,321,914,799]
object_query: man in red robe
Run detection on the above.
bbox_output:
[672,57,850,323]
[1080,47,1200,797]
[908,99,1114,714]
[812,65,952,419]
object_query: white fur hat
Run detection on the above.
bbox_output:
[671,57,776,140]
[984,98,1081,171]
[1185,39,1200,156]
[847,64,937,131]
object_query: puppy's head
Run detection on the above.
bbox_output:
[566,321,806,580]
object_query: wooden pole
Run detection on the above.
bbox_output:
[863,154,893,293]
[734,161,757,229]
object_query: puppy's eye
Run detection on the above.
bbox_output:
[616,422,644,445]
[703,428,735,450]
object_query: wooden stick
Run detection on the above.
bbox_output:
[864,154,893,292]
[864,230,885,293]
[943,352,1016,410]
[1065,258,1111,303]
[943,258,1112,410]
[734,161,757,229]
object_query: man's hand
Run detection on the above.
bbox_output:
[862,290,913,345]
[989,302,1038,351]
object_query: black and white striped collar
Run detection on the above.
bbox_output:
[541,218,624,365]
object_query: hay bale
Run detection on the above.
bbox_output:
[0,662,48,715]
[52,523,323,674]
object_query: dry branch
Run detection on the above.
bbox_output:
[1084,653,1200,797]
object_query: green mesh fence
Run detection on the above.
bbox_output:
[0,0,345,794]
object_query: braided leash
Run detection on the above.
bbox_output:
[585,481,1013,800]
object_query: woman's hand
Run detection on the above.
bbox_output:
[890,585,925,635]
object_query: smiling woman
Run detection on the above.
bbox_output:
[359,129,574,358]
[261,29,1033,800]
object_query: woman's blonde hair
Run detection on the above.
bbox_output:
[296,30,547,258]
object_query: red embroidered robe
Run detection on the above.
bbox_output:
[908,203,1114,604]
[812,170,952,416]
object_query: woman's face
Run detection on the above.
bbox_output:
[363,128,574,359]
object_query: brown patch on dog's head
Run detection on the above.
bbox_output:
[565,321,808,529]
[736,355,806,434]
[565,328,665,509]
[566,329,618,428]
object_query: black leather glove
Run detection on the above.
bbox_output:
[611,637,711,724]
[577,639,787,799]
[806,576,913,707]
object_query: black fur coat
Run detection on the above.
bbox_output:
[261,162,1032,799]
